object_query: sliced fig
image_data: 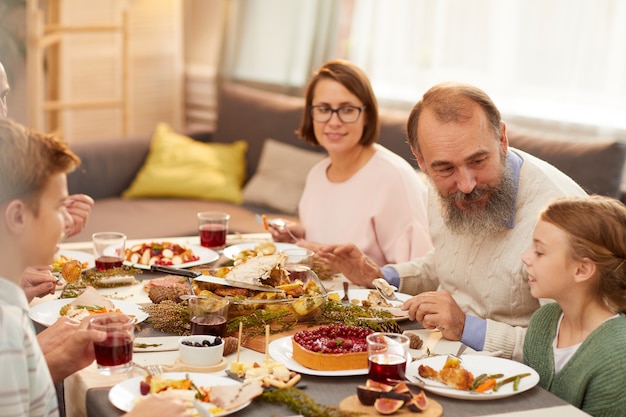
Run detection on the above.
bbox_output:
[366,379,394,392]
[374,397,404,415]
[392,381,413,394]
[406,390,429,412]
[356,385,383,406]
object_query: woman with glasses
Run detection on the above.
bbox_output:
[271,59,433,271]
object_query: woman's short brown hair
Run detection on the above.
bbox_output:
[296,59,380,146]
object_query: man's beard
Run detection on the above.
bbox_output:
[436,162,516,237]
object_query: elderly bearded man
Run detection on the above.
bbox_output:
[317,82,586,361]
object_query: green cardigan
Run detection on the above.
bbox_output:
[523,303,626,417]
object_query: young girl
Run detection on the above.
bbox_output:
[522,195,626,417]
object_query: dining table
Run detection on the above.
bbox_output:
[35,234,591,417]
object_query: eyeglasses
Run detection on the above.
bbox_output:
[309,105,366,123]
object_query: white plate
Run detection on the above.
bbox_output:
[54,249,95,269]
[335,288,411,320]
[406,355,540,400]
[133,336,181,352]
[28,299,148,327]
[109,372,251,415]
[268,335,368,377]
[222,242,299,260]
[124,243,219,270]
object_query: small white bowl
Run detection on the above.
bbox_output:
[178,335,224,367]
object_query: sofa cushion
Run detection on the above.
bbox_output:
[123,123,248,203]
[508,130,626,198]
[243,138,326,214]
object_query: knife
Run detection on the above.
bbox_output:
[149,265,285,293]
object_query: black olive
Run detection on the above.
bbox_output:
[202,339,211,346]
[213,337,222,346]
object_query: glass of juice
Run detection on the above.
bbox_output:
[197,212,230,250]
[367,332,410,384]
[90,313,135,375]
[92,232,126,270]
[188,296,229,337]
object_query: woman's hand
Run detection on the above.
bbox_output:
[64,194,95,238]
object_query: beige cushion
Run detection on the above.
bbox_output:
[243,138,326,214]
[123,123,248,203]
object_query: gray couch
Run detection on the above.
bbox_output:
[65,82,626,243]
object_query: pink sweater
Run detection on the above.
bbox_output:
[299,144,433,266]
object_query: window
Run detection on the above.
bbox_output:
[223,0,626,133]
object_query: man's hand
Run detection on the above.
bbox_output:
[316,243,382,287]
[64,194,94,238]
[402,290,466,341]
[21,266,61,302]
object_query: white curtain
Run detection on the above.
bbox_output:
[220,0,626,134]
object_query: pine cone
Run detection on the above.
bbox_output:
[408,333,423,349]
[222,336,239,356]
[148,286,186,304]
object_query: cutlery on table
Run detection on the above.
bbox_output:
[133,362,163,376]
[390,377,490,395]
[150,264,285,293]
[341,281,351,305]
[255,214,298,241]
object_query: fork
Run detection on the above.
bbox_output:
[256,214,299,241]
[372,278,401,302]
[133,362,163,376]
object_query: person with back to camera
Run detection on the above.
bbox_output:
[522,195,626,417]
[0,60,94,300]
[0,117,193,417]
[270,59,433,269]
[316,82,587,361]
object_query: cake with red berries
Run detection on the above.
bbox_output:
[291,324,374,371]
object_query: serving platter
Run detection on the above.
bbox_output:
[268,335,368,377]
[406,355,539,400]
[29,299,148,327]
[124,243,219,270]
[108,372,251,416]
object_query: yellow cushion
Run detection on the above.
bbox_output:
[123,123,247,203]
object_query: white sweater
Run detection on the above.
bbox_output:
[394,149,587,361]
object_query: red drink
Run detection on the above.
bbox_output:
[368,353,407,384]
[191,315,226,336]
[287,265,311,282]
[199,224,227,248]
[95,256,123,270]
[94,333,133,366]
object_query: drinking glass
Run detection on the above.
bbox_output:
[367,332,410,384]
[92,232,126,270]
[280,248,314,282]
[197,212,230,250]
[188,296,229,337]
[90,313,134,375]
